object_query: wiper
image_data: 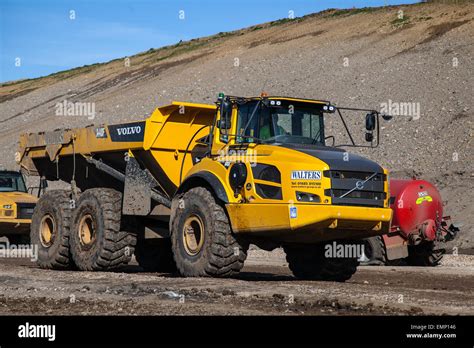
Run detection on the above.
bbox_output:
[311,128,322,145]
[338,172,378,198]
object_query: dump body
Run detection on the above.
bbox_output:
[18,101,215,198]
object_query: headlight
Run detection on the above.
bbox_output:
[252,164,281,183]
[3,205,12,209]
[256,184,282,200]
[323,104,336,113]
[229,162,247,193]
[251,164,283,200]
[259,166,280,183]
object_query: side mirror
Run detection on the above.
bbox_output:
[219,100,233,130]
[365,113,376,131]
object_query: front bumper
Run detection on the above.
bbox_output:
[227,203,392,243]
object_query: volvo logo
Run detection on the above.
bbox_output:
[355,180,365,190]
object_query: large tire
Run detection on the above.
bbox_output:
[361,236,387,266]
[135,238,177,273]
[30,190,74,269]
[406,242,444,266]
[284,242,359,281]
[170,187,247,277]
[69,188,137,271]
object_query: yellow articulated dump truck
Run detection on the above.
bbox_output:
[17,93,393,280]
[0,170,38,244]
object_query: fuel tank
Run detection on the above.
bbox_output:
[389,179,443,241]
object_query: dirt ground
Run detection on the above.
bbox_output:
[0,248,472,316]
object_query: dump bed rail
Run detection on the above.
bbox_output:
[17,121,147,176]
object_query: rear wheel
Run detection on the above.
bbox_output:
[30,190,74,269]
[135,238,176,273]
[69,188,137,271]
[406,242,444,266]
[284,242,359,281]
[170,187,247,277]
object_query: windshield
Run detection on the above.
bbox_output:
[0,172,27,193]
[236,100,324,145]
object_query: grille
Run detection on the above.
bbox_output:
[325,170,385,181]
[324,170,385,208]
[17,203,36,219]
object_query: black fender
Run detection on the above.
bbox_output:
[176,171,229,203]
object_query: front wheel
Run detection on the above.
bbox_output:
[170,187,247,277]
[284,242,359,281]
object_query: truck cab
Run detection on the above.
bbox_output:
[183,94,392,243]
[0,170,37,242]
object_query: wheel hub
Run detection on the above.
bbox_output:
[79,214,96,246]
[39,214,55,247]
[183,214,204,256]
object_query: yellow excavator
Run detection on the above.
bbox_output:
[17,93,393,280]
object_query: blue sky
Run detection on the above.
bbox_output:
[0,0,419,83]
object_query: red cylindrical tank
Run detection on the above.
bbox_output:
[390,179,443,241]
